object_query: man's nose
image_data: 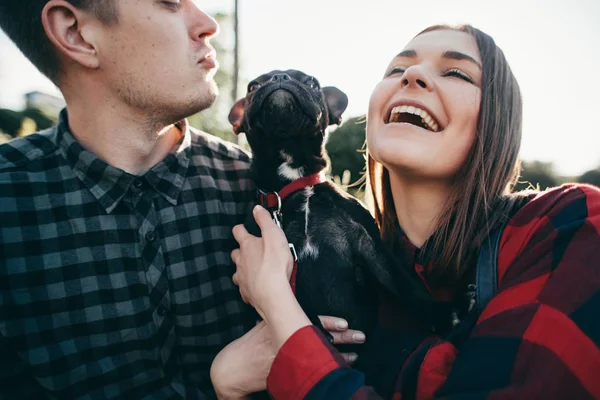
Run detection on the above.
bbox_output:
[190,5,219,40]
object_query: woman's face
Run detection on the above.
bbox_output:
[367,29,482,181]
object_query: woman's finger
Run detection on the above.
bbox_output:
[318,316,349,332]
[340,352,358,365]
[231,249,240,265]
[232,224,251,245]
[252,205,279,236]
[329,329,366,345]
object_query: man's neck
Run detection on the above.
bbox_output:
[389,171,453,248]
[63,91,183,176]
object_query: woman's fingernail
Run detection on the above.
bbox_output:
[353,332,366,343]
[348,353,358,363]
[254,205,263,213]
[336,319,348,330]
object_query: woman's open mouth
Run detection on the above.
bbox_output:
[386,105,441,132]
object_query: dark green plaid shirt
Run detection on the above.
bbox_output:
[0,109,255,399]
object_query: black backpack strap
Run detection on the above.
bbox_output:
[475,223,507,316]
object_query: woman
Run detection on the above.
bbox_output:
[211,24,600,399]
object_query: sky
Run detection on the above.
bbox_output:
[1,0,599,176]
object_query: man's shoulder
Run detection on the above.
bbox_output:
[188,126,252,166]
[0,126,59,174]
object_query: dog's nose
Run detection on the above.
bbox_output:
[270,73,291,83]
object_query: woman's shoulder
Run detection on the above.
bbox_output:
[497,183,600,285]
[511,183,600,222]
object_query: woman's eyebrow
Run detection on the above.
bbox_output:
[395,49,482,70]
[442,50,482,69]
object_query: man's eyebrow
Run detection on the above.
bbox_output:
[442,51,482,69]
[395,49,482,69]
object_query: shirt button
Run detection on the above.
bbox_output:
[157,304,168,316]
[145,230,156,242]
[133,179,143,188]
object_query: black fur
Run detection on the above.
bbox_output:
[229,70,449,350]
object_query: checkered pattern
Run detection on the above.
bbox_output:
[0,110,256,399]
[266,184,600,400]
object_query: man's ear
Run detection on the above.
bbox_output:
[42,0,100,71]
[322,87,349,126]
[228,98,247,134]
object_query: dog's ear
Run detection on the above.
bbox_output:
[228,98,247,134]
[322,86,348,126]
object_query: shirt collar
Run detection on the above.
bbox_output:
[394,221,430,269]
[56,109,192,214]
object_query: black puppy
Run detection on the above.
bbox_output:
[229,70,445,346]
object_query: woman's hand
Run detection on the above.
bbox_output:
[230,205,368,352]
[210,316,366,399]
[210,321,274,399]
[231,205,294,319]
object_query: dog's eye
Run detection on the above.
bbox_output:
[248,82,260,92]
[306,77,320,90]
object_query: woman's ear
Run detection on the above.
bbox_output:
[41,0,101,71]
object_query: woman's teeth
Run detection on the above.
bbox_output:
[389,105,440,132]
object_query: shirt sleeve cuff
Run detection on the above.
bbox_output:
[267,325,346,400]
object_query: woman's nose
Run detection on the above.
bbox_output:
[400,66,432,91]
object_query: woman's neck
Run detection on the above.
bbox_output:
[389,171,453,248]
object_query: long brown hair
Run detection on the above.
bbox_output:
[368,25,525,285]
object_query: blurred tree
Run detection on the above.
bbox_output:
[578,167,600,187]
[0,109,24,137]
[0,107,55,138]
[325,116,367,197]
[515,160,559,191]
[22,107,55,129]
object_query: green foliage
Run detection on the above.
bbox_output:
[0,107,57,138]
[515,161,559,191]
[578,168,600,187]
[22,108,54,130]
[0,108,23,137]
[325,116,367,189]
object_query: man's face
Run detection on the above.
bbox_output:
[96,0,219,124]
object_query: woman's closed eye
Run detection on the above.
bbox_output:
[386,66,406,77]
[443,68,474,84]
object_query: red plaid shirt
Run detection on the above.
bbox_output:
[266,184,600,400]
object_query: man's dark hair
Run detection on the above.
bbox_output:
[0,1,117,84]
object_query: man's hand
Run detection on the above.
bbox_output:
[319,316,366,364]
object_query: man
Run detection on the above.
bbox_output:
[0,1,256,398]
[0,1,364,398]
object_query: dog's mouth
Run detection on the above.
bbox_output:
[385,105,441,133]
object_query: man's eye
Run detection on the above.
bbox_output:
[162,1,182,10]
[387,67,406,77]
[444,69,474,84]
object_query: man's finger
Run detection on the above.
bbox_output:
[232,224,250,244]
[232,272,239,286]
[318,316,349,332]
[330,329,366,345]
